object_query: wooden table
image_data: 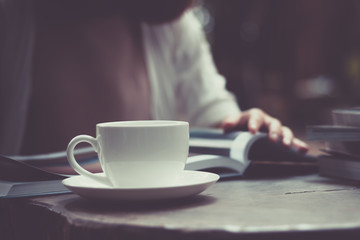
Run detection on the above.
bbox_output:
[1,164,360,240]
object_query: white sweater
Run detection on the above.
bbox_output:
[0,2,240,155]
[143,11,240,126]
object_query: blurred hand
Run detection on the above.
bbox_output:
[221,108,308,153]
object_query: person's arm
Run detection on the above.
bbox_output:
[173,11,241,127]
[172,11,308,152]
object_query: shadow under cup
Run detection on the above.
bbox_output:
[68,121,190,188]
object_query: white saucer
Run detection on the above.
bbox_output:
[62,170,219,201]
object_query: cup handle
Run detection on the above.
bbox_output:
[66,135,111,186]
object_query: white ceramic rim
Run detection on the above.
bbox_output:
[97,120,188,128]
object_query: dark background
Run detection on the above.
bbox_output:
[196,0,360,130]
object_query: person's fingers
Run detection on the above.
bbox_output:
[221,111,309,153]
[281,126,294,147]
[266,117,282,142]
[292,138,309,153]
[247,108,265,134]
[223,109,278,135]
[221,110,309,153]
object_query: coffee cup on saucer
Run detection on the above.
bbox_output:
[66,120,189,188]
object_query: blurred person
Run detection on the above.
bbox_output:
[0,0,308,155]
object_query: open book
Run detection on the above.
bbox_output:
[0,128,315,198]
[186,128,315,175]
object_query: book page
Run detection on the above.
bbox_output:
[230,132,267,164]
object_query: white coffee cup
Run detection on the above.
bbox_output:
[66,120,189,188]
